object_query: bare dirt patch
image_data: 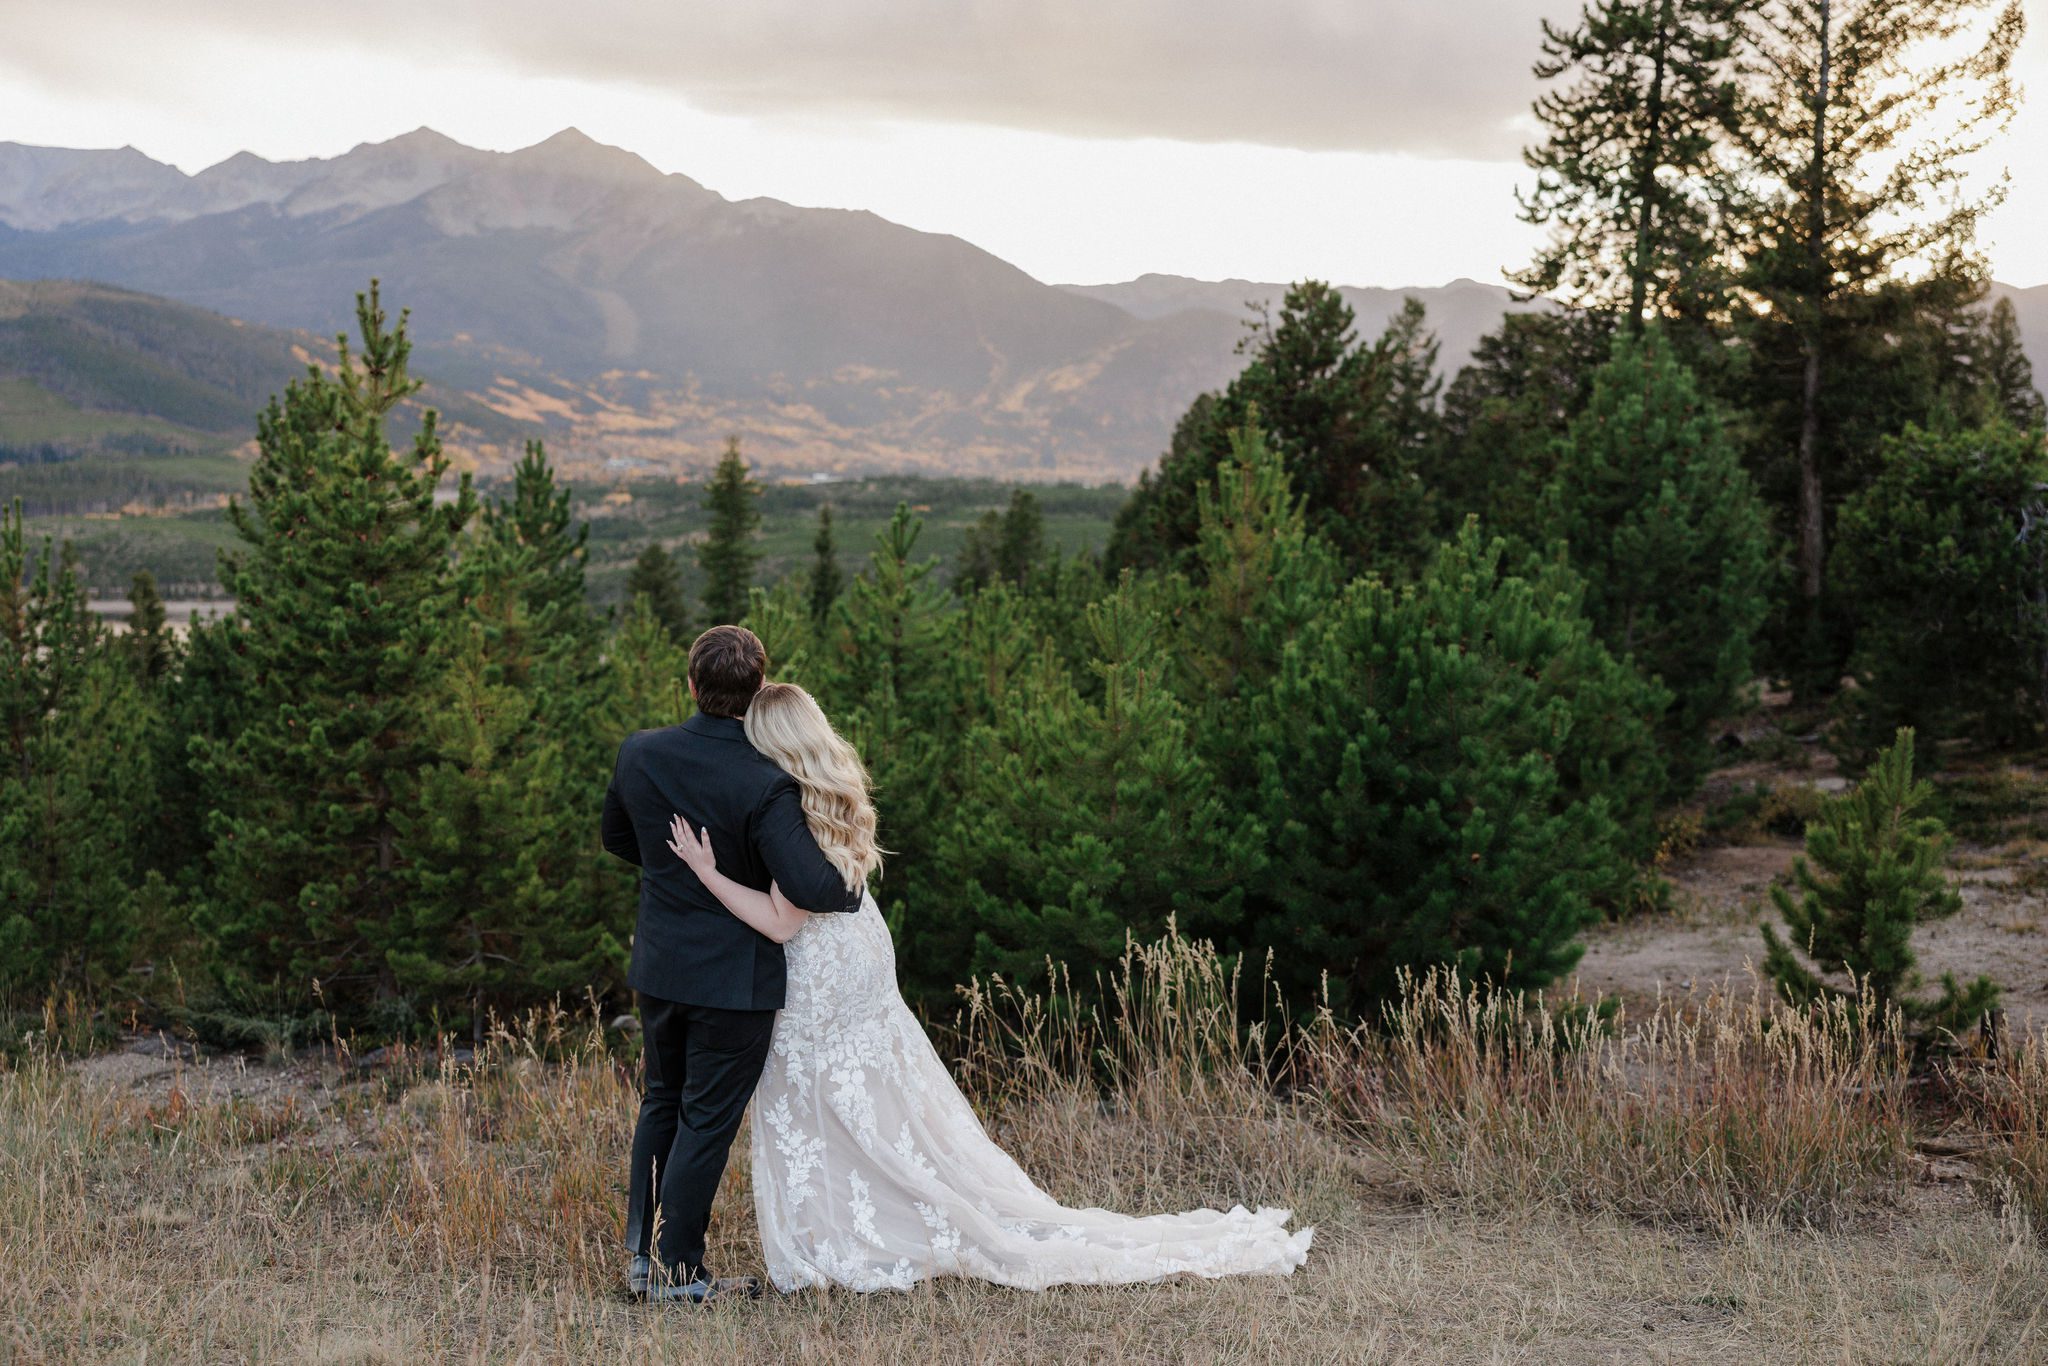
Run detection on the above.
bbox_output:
[1580,718,2048,1032]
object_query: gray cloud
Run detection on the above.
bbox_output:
[12,0,1562,159]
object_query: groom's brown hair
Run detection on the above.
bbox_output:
[687,625,767,718]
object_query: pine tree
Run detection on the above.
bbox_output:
[1981,297,2045,431]
[474,441,610,759]
[743,580,817,690]
[123,568,175,686]
[1435,309,1616,548]
[1830,421,2048,755]
[815,505,968,999]
[940,582,1265,983]
[626,542,689,642]
[1726,0,2025,684]
[808,502,844,629]
[389,623,627,1030]
[1514,0,1743,328]
[997,489,1048,585]
[1105,393,1218,575]
[1546,327,1771,789]
[1107,286,1441,577]
[698,436,762,625]
[383,440,627,1028]
[1249,523,1654,1010]
[487,442,593,626]
[956,489,1051,592]
[1168,416,1341,795]
[147,613,249,907]
[611,594,691,731]
[1762,728,1996,1033]
[0,505,157,1000]
[195,283,477,1012]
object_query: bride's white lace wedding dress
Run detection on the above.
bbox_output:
[749,890,1314,1293]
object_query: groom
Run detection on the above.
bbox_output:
[601,624,862,1304]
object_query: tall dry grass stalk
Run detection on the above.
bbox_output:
[1949,1022,2048,1243]
[952,926,1913,1231]
[1321,967,1912,1229]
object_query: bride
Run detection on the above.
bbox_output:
[664,681,1313,1293]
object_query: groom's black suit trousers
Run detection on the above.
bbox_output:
[625,992,777,1276]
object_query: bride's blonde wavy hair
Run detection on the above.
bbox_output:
[744,682,884,886]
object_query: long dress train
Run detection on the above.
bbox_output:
[749,892,1314,1292]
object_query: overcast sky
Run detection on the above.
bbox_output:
[2,0,2043,287]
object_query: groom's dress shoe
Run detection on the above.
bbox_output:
[628,1254,653,1299]
[646,1272,764,1305]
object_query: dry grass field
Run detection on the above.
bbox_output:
[5,919,2046,1365]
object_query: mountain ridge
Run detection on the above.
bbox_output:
[0,128,2038,482]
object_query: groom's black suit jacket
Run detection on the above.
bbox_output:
[602,712,861,1011]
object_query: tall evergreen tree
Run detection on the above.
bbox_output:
[744,579,819,689]
[1762,728,1996,1033]
[698,436,762,625]
[611,594,691,731]
[385,440,627,1028]
[816,505,968,996]
[808,502,844,629]
[940,584,1265,983]
[1106,393,1218,575]
[149,614,250,898]
[474,441,609,760]
[1980,296,2045,430]
[1107,285,1440,576]
[486,442,593,628]
[122,568,174,687]
[996,488,1048,585]
[1514,0,1743,328]
[625,542,689,642]
[1546,327,1772,788]
[390,625,626,1030]
[1167,417,1341,796]
[195,283,476,1011]
[0,507,157,1001]
[1435,309,1617,546]
[1725,0,2025,685]
[956,488,1051,592]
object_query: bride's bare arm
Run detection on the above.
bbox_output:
[667,816,814,943]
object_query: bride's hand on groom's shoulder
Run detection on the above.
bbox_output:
[667,814,718,878]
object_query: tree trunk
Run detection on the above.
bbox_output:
[1797,336,1824,599]
[1630,0,1674,332]
[1797,0,1832,605]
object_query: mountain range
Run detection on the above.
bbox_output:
[0,128,2041,484]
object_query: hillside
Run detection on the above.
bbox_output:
[0,278,547,516]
